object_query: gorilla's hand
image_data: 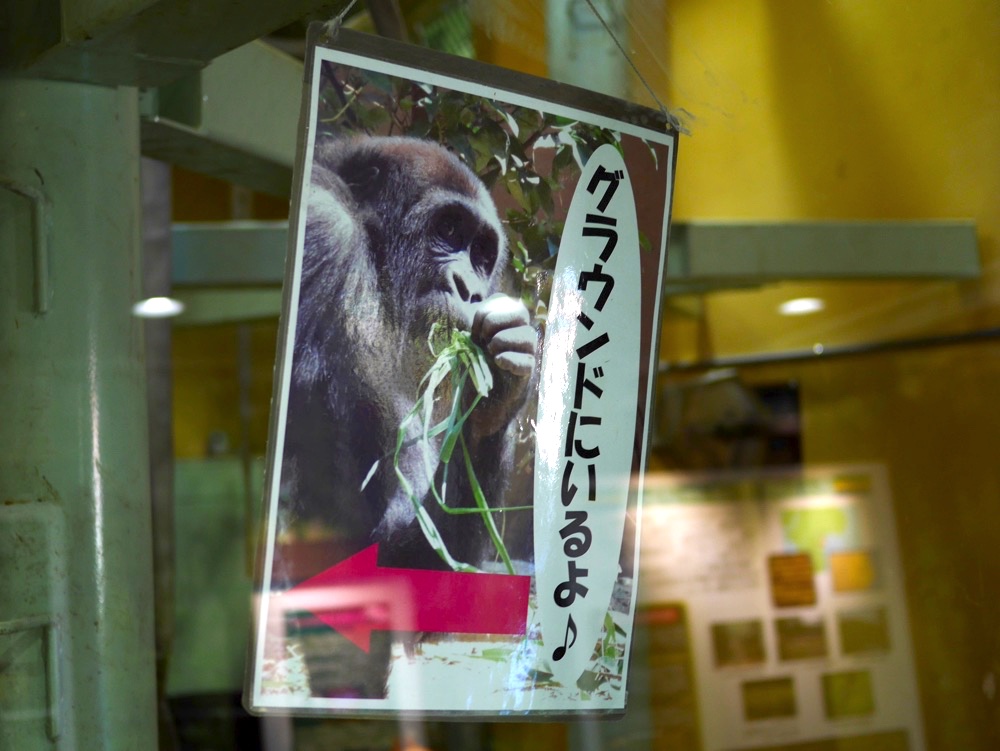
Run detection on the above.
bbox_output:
[468,294,536,438]
[472,294,536,377]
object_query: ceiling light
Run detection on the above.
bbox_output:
[779,297,825,316]
[132,296,185,318]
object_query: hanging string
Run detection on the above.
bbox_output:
[582,0,684,133]
[322,0,360,42]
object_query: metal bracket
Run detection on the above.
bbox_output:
[1,179,50,314]
[140,42,302,196]
[0,616,62,741]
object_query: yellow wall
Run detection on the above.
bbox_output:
[469,0,547,78]
[172,320,277,458]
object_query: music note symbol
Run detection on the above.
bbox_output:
[552,615,578,662]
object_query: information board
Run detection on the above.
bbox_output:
[639,466,925,750]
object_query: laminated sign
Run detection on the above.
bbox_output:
[247,26,677,717]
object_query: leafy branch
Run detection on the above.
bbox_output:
[391,325,530,574]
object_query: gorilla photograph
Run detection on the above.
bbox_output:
[288,134,537,574]
[249,41,675,715]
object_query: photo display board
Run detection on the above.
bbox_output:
[246,27,677,717]
[638,466,924,750]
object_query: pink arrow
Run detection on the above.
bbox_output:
[286,544,530,652]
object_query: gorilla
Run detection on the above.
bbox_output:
[278,136,537,581]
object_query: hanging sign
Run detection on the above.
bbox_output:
[247,25,677,718]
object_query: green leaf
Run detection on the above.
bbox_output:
[461,432,514,574]
[535,178,555,215]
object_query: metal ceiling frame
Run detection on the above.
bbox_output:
[170,217,981,325]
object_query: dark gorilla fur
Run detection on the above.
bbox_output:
[280,136,537,583]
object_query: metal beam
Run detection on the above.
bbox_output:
[665,220,980,290]
[140,42,302,196]
[663,326,1000,373]
[174,288,285,326]
[1,0,342,88]
[173,221,289,286]
[171,219,982,311]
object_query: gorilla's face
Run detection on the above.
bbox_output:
[423,199,503,328]
[330,137,507,339]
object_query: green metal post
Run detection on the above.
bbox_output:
[0,79,157,749]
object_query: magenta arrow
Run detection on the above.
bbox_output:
[286,544,530,652]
